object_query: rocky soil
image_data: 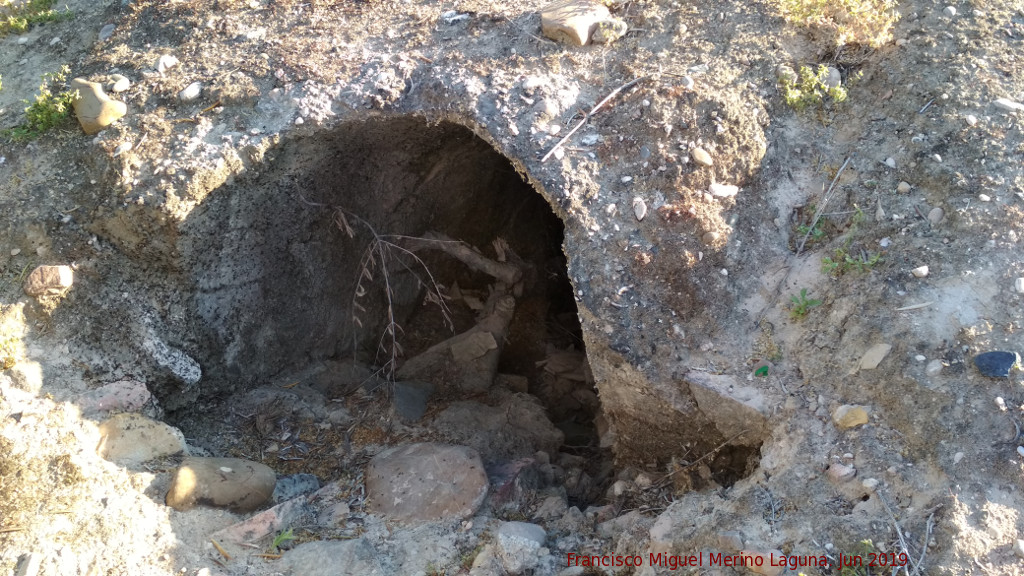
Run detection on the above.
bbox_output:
[2,0,1024,575]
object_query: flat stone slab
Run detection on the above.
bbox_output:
[166,456,276,512]
[77,380,152,417]
[366,443,488,523]
[858,343,892,370]
[211,495,309,543]
[974,351,1020,378]
[96,413,185,465]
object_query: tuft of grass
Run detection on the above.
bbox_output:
[2,65,77,141]
[0,0,73,37]
[823,248,881,276]
[780,64,849,111]
[269,528,296,552]
[775,0,899,49]
[789,288,822,320]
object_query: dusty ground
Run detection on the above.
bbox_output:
[2,0,1024,574]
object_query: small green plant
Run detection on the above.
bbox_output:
[754,365,770,377]
[3,65,77,141]
[796,222,825,242]
[270,528,296,552]
[1,0,72,37]
[823,248,881,276]
[789,288,822,319]
[780,64,849,111]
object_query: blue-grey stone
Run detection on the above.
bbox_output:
[974,351,1020,378]
[98,24,115,42]
[272,473,320,503]
[393,380,434,422]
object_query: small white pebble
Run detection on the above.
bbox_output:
[49,36,61,46]
[953,452,965,464]
[965,114,978,126]
[943,5,956,16]
[112,142,132,157]
[911,265,929,278]
[979,194,991,202]
[642,99,651,107]
[932,153,942,162]
[1018,446,1024,458]
[621,176,632,183]
[10,248,20,256]
[720,269,728,276]
[997,397,1007,411]
[862,478,880,491]
[548,124,561,135]
[915,355,926,362]
[884,157,897,169]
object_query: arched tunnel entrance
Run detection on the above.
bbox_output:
[170,117,615,507]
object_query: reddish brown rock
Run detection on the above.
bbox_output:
[23,265,73,296]
[366,443,488,523]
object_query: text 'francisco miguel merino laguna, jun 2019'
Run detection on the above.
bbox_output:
[565,550,910,571]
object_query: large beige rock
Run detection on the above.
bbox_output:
[366,443,488,523]
[540,0,611,46]
[166,457,276,512]
[23,265,73,296]
[69,77,127,134]
[96,413,185,465]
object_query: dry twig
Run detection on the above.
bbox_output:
[541,76,646,162]
[334,208,454,382]
[797,156,852,255]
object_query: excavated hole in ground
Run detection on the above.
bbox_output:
[168,116,616,506]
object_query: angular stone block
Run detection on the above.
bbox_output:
[685,371,769,446]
